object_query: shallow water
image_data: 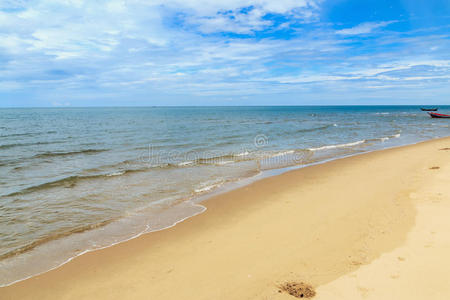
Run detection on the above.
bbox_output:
[1,106,449,285]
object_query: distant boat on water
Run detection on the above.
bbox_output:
[421,107,438,111]
[428,112,450,118]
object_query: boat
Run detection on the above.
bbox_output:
[421,107,438,111]
[428,112,450,118]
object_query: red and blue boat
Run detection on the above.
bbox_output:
[428,112,450,118]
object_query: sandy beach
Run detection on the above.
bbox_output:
[1,137,449,299]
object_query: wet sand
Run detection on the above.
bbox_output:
[1,137,449,299]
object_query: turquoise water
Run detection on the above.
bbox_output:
[1,106,449,285]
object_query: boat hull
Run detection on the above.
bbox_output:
[428,112,450,118]
[421,108,438,111]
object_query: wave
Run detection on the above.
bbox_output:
[0,131,57,139]
[106,171,125,177]
[32,149,107,159]
[296,123,337,133]
[86,159,190,173]
[124,151,250,169]
[215,160,234,165]
[3,175,98,197]
[194,181,224,193]
[2,169,146,197]
[3,156,241,197]
[309,131,402,152]
[308,140,366,151]
[387,133,401,139]
[270,150,295,157]
[6,149,108,171]
[0,133,35,138]
[0,140,64,150]
[4,150,257,197]
[0,219,115,261]
[236,151,249,157]
[195,152,252,165]
[84,159,138,172]
[368,133,401,143]
[98,150,252,171]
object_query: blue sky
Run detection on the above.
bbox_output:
[1,0,449,106]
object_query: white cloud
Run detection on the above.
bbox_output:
[0,0,28,10]
[336,21,396,35]
[0,0,449,104]
[0,80,22,90]
[186,8,272,34]
[175,0,320,34]
[162,0,319,17]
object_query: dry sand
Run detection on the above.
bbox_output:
[1,137,449,299]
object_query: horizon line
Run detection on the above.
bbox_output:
[1,104,448,109]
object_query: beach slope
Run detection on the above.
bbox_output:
[2,137,450,299]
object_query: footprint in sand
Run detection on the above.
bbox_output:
[429,166,440,170]
[430,194,442,203]
[357,286,371,297]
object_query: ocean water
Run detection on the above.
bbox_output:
[1,106,449,285]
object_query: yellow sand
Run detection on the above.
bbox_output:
[1,137,449,300]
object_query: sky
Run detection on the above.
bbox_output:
[0,0,449,107]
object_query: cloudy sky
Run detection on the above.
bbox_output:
[1,0,450,106]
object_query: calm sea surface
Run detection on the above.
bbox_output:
[1,106,449,285]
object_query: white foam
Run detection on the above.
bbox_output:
[235,151,249,157]
[178,161,194,166]
[271,150,295,157]
[308,140,365,151]
[194,183,222,193]
[215,160,234,165]
[106,171,125,176]
[378,133,400,142]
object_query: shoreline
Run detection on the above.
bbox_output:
[0,135,432,287]
[1,136,450,299]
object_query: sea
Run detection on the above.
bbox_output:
[1,105,449,285]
